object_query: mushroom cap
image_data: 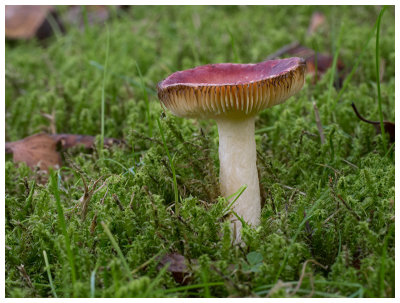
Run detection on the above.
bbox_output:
[157,57,306,119]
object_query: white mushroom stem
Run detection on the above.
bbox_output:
[216,116,261,240]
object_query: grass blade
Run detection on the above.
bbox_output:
[100,25,110,156]
[50,170,76,293]
[335,16,379,103]
[273,196,323,283]
[23,180,35,215]
[136,62,153,137]
[227,27,240,62]
[100,221,132,280]
[43,250,57,298]
[164,282,225,294]
[379,223,394,297]
[142,264,169,297]
[328,23,343,106]
[222,184,247,216]
[375,6,388,154]
[201,270,211,298]
[156,117,179,217]
[131,251,163,275]
[90,264,99,298]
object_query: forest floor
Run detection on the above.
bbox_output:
[5,5,395,298]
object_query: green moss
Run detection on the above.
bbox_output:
[5,5,394,298]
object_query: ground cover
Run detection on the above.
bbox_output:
[5,5,395,298]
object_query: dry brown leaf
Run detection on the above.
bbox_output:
[5,5,57,40]
[266,42,345,85]
[5,133,61,171]
[5,133,123,172]
[157,253,192,284]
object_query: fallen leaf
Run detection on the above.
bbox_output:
[5,5,62,40]
[266,42,345,86]
[5,133,61,171]
[157,253,192,284]
[351,102,395,143]
[5,133,123,172]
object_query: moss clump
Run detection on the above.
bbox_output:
[5,5,394,298]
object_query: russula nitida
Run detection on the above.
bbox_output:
[157,57,306,241]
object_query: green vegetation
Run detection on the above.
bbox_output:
[5,5,394,298]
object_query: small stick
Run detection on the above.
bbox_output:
[323,208,341,225]
[129,191,136,210]
[90,213,97,234]
[341,159,358,169]
[17,264,34,289]
[210,264,243,293]
[337,194,361,221]
[277,183,306,196]
[301,130,318,138]
[112,194,125,211]
[40,110,57,134]
[290,259,327,296]
[100,187,109,205]
[265,41,301,60]
[313,101,325,144]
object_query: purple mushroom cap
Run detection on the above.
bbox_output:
[158,57,306,119]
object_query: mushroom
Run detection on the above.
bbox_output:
[157,57,306,241]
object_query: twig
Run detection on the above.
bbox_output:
[313,101,325,144]
[316,163,340,176]
[210,264,243,294]
[40,110,57,134]
[132,251,164,275]
[112,194,125,211]
[265,41,300,60]
[129,191,136,210]
[323,208,341,225]
[277,183,306,196]
[100,187,109,205]
[337,194,361,221]
[290,259,327,296]
[90,213,97,234]
[341,159,358,169]
[80,175,105,220]
[266,280,294,298]
[301,130,318,138]
[131,129,163,145]
[92,180,108,195]
[17,264,34,289]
